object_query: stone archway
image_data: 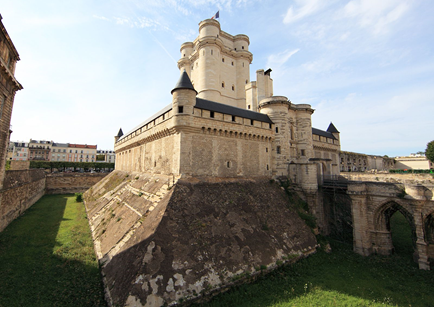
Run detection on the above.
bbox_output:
[423,212,434,267]
[371,200,416,256]
[346,182,433,270]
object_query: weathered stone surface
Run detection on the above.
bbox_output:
[84,171,317,306]
[0,170,45,232]
[45,173,106,194]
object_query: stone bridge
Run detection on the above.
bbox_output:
[345,181,433,270]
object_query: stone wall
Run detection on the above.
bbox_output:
[340,172,433,184]
[115,102,275,178]
[9,160,30,170]
[0,169,45,232]
[0,171,108,232]
[84,171,318,306]
[45,173,107,194]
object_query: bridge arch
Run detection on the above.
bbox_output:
[424,211,434,244]
[371,199,417,256]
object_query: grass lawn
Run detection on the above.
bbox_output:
[0,194,432,307]
[0,194,105,306]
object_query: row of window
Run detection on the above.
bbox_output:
[275,146,305,156]
[52,149,95,154]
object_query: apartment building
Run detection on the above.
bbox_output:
[67,144,97,162]
[28,140,52,161]
[51,142,68,161]
[96,150,116,163]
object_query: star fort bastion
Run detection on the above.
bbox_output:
[84,19,341,306]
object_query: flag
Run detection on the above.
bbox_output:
[211,11,219,19]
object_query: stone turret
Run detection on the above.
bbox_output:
[327,122,340,141]
[259,96,291,177]
[171,70,197,118]
[114,128,123,143]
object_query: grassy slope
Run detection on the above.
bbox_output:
[202,213,433,307]
[0,195,105,306]
[0,194,432,307]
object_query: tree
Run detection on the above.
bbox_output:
[425,140,434,163]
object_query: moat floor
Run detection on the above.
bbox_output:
[0,195,432,307]
[0,194,105,306]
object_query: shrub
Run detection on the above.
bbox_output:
[75,192,83,203]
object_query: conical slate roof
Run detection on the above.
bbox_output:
[171,70,197,94]
[326,122,339,133]
[117,128,124,137]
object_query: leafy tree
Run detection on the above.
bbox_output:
[425,140,434,163]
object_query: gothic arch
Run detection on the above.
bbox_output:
[373,199,417,249]
[424,211,434,245]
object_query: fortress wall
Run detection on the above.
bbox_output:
[0,169,45,232]
[9,160,30,170]
[115,104,275,177]
[340,172,434,184]
[117,134,180,175]
[83,171,317,306]
[45,173,107,194]
[180,131,272,177]
[181,109,274,177]
[114,109,175,154]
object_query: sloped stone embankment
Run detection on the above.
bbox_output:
[84,171,317,306]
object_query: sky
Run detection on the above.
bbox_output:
[0,0,433,157]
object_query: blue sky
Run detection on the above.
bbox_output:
[1,0,433,156]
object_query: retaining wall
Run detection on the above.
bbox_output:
[0,171,108,232]
[0,170,46,232]
[45,173,107,194]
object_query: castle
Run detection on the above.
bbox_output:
[114,19,340,190]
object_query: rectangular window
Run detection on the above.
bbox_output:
[210,111,215,118]
[250,119,254,125]
[277,146,281,154]
[232,115,236,122]
[301,149,306,156]
[178,106,184,113]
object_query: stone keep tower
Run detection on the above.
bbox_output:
[177,19,252,109]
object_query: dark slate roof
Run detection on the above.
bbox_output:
[118,104,172,142]
[117,128,124,137]
[52,142,68,147]
[171,70,197,94]
[327,122,340,133]
[312,128,336,140]
[195,98,273,124]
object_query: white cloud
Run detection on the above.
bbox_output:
[92,15,111,21]
[266,49,300,69]
[343,0,409,35]
[301,59,338,74]
[283,0,324,24]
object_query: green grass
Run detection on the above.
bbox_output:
[201,239,433,307]
[0,195,432,307]
[0,194,105,306]
[390,211,414,256]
